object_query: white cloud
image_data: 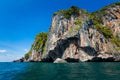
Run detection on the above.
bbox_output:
[24,49,28,52]
[0,49,7,53]
[0,53,24,62]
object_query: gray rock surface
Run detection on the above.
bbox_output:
[54,58,67,63]
[24,3,120,62]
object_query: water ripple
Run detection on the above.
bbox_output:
[0,62,120,80]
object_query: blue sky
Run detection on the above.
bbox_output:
[0,0,119,62]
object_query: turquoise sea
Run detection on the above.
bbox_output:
[0,62,120,80]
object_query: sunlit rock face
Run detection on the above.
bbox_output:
[28,49,41,61]
[24,3,120,62]
[43,3,120,62]
[102,5,120,37]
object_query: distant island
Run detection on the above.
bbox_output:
[14,2,120,63]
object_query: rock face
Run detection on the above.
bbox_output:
[54,58,67,63]
[13,57,26,62]
[24,2,120,62]
[24,32,48,62]
[28,49,41,61]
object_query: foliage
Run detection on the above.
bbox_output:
[111,36,120,47]
[53,6,80,19]
[114,2,120,5]
[53,12,58,16]
[34,32,48,52]
[74,19,82,25]
[95,24,112,38]
[74,19,82,31]
[115,47,120,51]
[91,9,120,47]
[91,14,120,47]
[94,2,120,15]
[75,25,82,31]
[88,11,112,39]
[89,12,103,24]
[67,19,82,36]
[107,2,120,7]
[61,6,80,19]
[24,32,48,59]
[25,49,32,60]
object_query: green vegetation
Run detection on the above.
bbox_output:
[67,19,82,36]
[34,32,48,51]
[88,11,112,39]
[74,19,82,25]
[91,2,120,47]
[92,15,120,47]
[53,6,80,19]
[53,12,58,16]
[74,19,82,31]
[95,24,112,38]
[111,35,120,47]
[53,6,89,19]
[53,2,120,18]
[94,20,120,47]
[95,2,120,14]
[24,32,48,59]
[115,47,120,51]
[89,12,103,24]
[90,10,120,47]
[25,49,32,60]
[24,2,120,60]
[106,2,120,7]
[114,2,120,5]
[74,25,82,31]
[61,6,80,19]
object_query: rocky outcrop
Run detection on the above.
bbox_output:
[87,57,115,62]
[54,58,67,63]
[13,57,26,62]
[24,32,48,62]
[24,2,120,62]
[27,49,41,61]
[42,3,120,62]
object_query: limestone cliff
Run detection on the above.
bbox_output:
[24,32,47,62]
[24,2,120,62]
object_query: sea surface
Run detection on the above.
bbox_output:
[0,62,120,80]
